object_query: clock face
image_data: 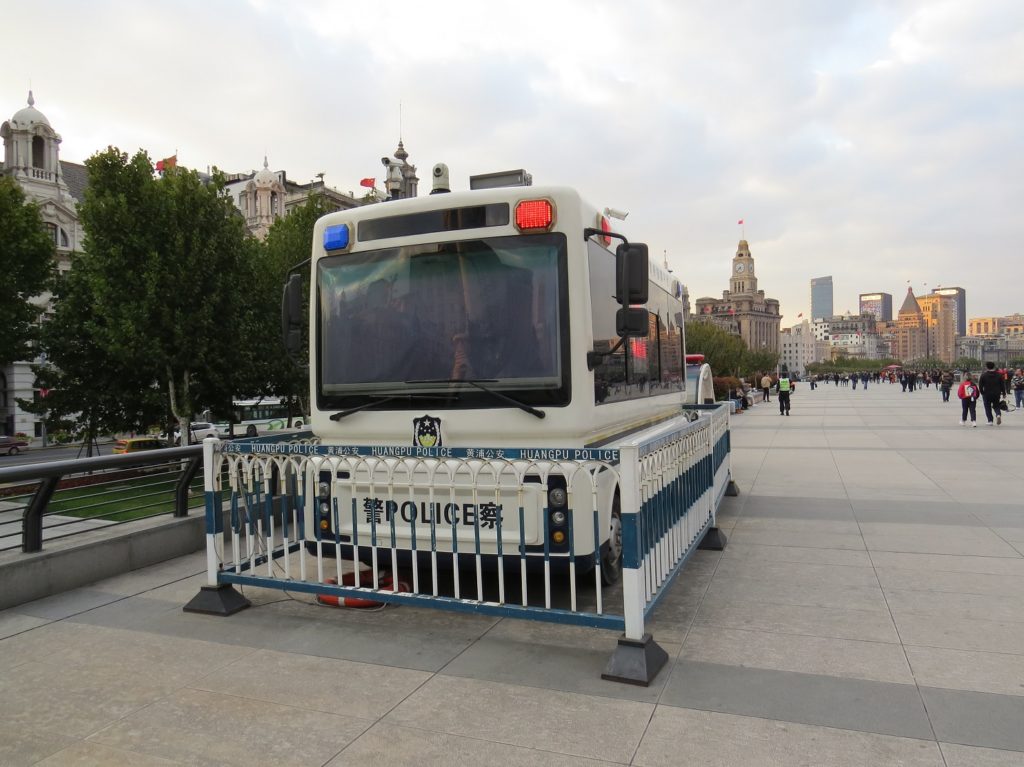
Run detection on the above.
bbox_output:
[735,262,745,273]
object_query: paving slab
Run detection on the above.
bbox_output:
[633,704,942,766]
[921,687,1024,752]
[384,675,654,764]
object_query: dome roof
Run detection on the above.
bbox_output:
[253,156,276,186]
[10,91,51,129]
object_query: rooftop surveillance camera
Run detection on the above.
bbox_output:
[604,207,629,221]
[381,156,391,166]
[430,162,450,194]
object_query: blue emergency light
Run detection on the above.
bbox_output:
[323,224,350,251]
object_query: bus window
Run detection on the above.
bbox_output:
[317,233,569,409]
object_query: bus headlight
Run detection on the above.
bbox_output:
[319,501,331,517]
[550,510,567,526]
[551,530,566,545]
[548,487,567,508]
[318,482,331,499]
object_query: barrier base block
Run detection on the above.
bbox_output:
[698,526,728,551]
[183,584,251,616]
[602,633,669,687]
[725,480,740,496]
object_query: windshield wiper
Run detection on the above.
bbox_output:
[404,379,546,420]
[329,393,447,421]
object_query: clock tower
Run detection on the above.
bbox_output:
[729,239,756,295]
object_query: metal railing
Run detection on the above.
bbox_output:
[188,405,733,683]
[0,446,204,554]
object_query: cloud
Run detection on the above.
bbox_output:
[3,0,1021,319]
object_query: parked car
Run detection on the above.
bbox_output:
[171,422,221,445]
[0,435,30,456]
[112,437,165,454]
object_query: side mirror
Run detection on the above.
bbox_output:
[617,307,649,337]
[281,273,305,360]
[615,242,649,305]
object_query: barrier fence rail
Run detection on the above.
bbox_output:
[0,446,205,554]
[186,404,733,685]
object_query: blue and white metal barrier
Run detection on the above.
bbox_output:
[185,405,733,685]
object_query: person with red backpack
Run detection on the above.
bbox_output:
[958,373,979,427]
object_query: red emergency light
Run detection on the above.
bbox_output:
[596,214,612,247]
[515,199,554,231]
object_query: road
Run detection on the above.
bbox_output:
[0,441,119,467]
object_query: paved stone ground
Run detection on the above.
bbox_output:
[1,381,1023,766]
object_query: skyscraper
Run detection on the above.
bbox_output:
[810,276,833,320]
[931,287,966,336]
[859,292,893,322]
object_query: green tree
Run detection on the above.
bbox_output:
[685,321,748,377]
[906,356,946,370]
[77,148,255,441]
[0,176,56,365]
[19,256,166,453]
[742,349,780,378]
[954,356,982,371]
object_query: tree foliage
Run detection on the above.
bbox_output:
[954,356,983,371]
[807,357,902,374]
[19,255,166,451]
[73,147,256,438]
[0,176,56,365]
[685,321,779,379]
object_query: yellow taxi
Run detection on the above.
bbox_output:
[112,437,165,454]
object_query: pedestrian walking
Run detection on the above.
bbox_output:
[861,372,869,390]
[1012,368,1024,410]
[776,374,793,416]
[958,373,979,427]
[939,370,953,403]
[978,361,1005,425]
[760,373,772,403]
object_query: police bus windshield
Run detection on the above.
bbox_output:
[318,233,568,407]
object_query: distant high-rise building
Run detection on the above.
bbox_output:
[917,293,958,364]
[859,292,892,322]
[931,287,966,336]
[810,276,833,320]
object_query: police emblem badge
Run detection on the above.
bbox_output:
[413,415,442,448]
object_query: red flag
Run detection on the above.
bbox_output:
[728,308,735,315]
[156,155,177,172]
[737,219,744,225]
[359,177,376,188]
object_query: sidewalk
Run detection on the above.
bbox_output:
[1,381,1023,766]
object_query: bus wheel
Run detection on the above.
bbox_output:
[245,424,257,437]
[601,497,622,586]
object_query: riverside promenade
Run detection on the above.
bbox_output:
[2,381,1023,766]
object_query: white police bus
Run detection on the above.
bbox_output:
[282,169,702,584]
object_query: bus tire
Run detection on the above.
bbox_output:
[600,494,622,586]
[245,424,257,437]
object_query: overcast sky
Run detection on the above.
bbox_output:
[5,0,1021,320]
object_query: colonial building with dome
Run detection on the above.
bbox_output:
[1,91,85,272]
[1,92,89,437]
[222,157,364,240]
[693,239,782,353]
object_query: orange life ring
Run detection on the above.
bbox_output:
[316,570,410,609]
